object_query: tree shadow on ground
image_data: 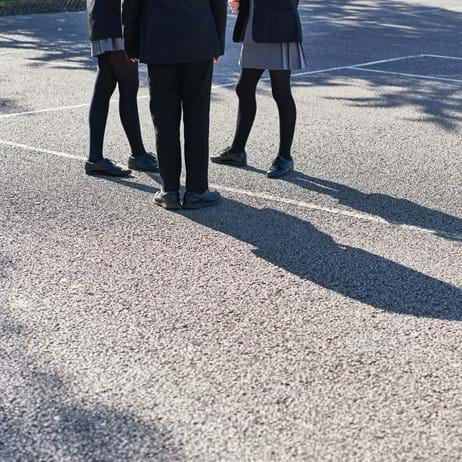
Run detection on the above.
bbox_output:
[102,176,462,321]
[0,73,30,113]
[0,253,181,461]
[0,11,93,70]
[1,1,462,126]
[0,372,181,461]
[300,0,462,63]
[0,312,183,461]
[0,96,27,113]
[313,72,462,131]
[254,0,462,130]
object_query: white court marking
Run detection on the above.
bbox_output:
[349,67,462,84]
[1,53,461,240]
[0,54,434,120]
[347,53,462,83]
[424,54,462,61]
[1,137,461,241]
[0,139,83,160]
[2,53,462,121]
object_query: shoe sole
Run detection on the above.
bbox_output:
[85,171,132,178]
[182,200,221,210]
[128,165,159,173]
[266,166,294,179]
[154,199,181,210]
[211,158,247,167]
[154,200,182,210]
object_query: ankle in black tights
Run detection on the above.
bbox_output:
[231,68,296,160]
[88,51,147,163]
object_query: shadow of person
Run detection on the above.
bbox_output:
[182,197,461,321]
[243,167,462,242]
[286,173,462,241]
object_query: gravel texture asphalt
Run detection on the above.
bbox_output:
[1,1,461,461]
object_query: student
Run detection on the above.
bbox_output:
[122,0,227,209]
[212,0,306,178]
[85,0,158,177]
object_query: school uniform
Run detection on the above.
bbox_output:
[234,0,306,70]
[85,0,157,176]
[87,0,124,56]
[122,0,227,195]
[211,0,305,178]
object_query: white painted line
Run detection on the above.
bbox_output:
[0,102,92,119]
[281,55,424,79]
[351,54,425,68]
[211,184,462,241]
[0,139,83,161]
[0,55,425,120]
[350,67,462,84]
[1,137,461,241]
[0,82,235,119]
[210,183,388,225]
[422,54,462,61]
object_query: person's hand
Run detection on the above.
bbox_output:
[213,56,221,64]
[228,0,239,13]
[126,53,140,63]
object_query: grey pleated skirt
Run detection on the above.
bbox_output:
[91,37,125,58]
[240,0,306,70]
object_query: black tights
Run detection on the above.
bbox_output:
[231,69,296,159]
[88,51,146,162]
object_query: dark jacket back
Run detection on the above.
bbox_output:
[234,0,302,43]
[87,0,122,41]
[122,0,227,65]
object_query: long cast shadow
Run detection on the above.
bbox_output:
[286,172,462,242]
[102,176,462,321]
[244,166,462,242]
[184,198,462,321]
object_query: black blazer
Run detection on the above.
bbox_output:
[87,0,122,41]
[122,0,227,65]
[233,0,302,43]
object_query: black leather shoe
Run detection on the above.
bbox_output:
[154,190,182,210]
[211,147,247,167]
[266,157,294,179]
[128,152,159,172]
[182,190,221,210]
[85,158,132,177]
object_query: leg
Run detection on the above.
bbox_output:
[108,51,147,157]
[231,68,264,153]
[88,54,117,162]
[181,60,214,193]
[269,70,296,160]
[148,64,182,192]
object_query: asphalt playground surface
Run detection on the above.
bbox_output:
[1,0,462,460]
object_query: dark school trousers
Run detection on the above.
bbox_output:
[148,60,213,193]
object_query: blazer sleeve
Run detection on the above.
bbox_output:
[209,0,227,56]
[121,0,141,58]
